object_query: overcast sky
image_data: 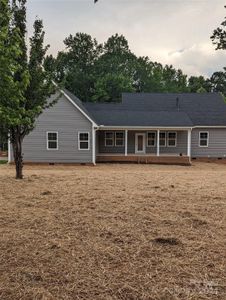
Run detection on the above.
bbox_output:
[27,0,225,77]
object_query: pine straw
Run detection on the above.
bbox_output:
[0,163,226,300]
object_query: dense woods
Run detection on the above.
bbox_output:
[45,32,226,102]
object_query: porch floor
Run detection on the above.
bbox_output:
[96,154,191,165]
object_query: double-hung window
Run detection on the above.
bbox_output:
[199,132,209,147]
[104,132,124,147]
[78,132,90,150]
[167,132,177,147]
[47,132,58,150]
[147,132,156,147]
[105,132,114,147]
[115,132,124,146]
[159,132,166,147]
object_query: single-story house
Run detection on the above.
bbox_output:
[8,91,226,165]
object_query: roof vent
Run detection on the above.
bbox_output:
[176,97,180,111]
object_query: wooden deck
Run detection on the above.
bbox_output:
[96,154,191,165]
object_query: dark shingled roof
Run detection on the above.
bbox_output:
[85,110,193,127]
[83,93,226,127]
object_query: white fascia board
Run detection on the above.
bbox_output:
[98,126,193,131]
[193,126,226,128]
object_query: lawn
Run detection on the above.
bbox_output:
[0,163,225,300]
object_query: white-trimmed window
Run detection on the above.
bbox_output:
[115,132,124,147]
[147,131,156,147]
[167,132,177,147]
[78,132,90,150]
[105,132,114,147]
[199,132,209,147]
[47,132,58,150]
[160,132,166,147]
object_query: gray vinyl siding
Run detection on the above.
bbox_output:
[159,131,187,155]
[98,131,125,154]
[18,94,93,163]
[191,128,226,157]
[98,130,188,155]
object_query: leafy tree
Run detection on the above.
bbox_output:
[0,125,8,151]
[133,57,164,92]
[44,54,56,74]
[93,73,134,102]
[93,34,136,101]
[211,5,226,50]
[56,33,102,101]
[53,52,68,83]
[210,5,226,97]
[134,60,188,93]
[207,70,226,95]
[197,87,207,93]
[162,65,188,92]
[188,76,208,92]
[98,34,136,75]
[0,0,56,179]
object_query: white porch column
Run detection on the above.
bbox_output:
[125,129,128,156]
[187,129,191,158]
[157,129,160,157]
[92,126,96,165]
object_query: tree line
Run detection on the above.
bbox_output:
[44,32,226,102]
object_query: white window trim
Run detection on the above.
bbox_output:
[105,132,114,147]
[159,131,166,147]
[115,132,125,147]
[147,131,156,147]
[47,131,58,150]
[199,131,209,147]
[167,132,177,147]
[78,131,90,151]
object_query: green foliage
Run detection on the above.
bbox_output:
[54,33,192,101]
[162,65,188,92]
[197,87,207,93]
[207,70,226,95]
[188,76,209,93]
[93,73,134,102]
[0,1,55,135]
[0,0,56,178]
[93,34,136,101]
[61,33,102,101]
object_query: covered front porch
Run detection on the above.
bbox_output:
[96,128,192,165]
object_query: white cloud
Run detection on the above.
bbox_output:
[27,0,226,77]
[148,43,225,77]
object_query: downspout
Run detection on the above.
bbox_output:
[8,135,11,164]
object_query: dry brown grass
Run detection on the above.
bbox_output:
[0,162,225,300]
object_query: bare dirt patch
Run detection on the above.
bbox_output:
[0,163,226,299]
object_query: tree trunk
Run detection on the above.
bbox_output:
[12,132,23,180]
